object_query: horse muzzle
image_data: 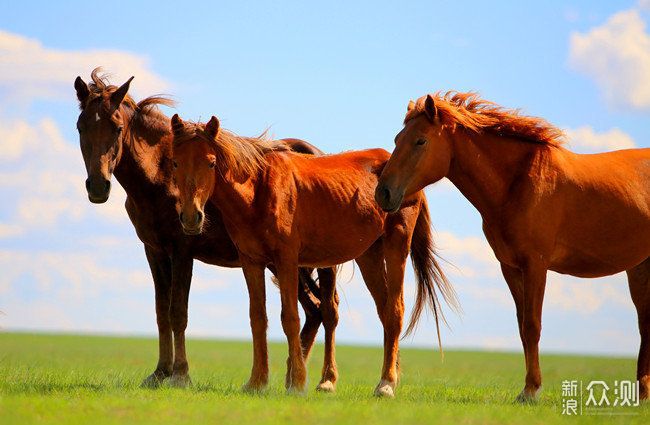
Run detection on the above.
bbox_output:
[86,177,111,204]
[375,183,403,213]
[179,210,204,235]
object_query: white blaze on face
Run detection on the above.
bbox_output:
[95,113,100,122]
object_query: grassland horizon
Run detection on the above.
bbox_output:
[0,332,647,424]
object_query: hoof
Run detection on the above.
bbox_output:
[241,379,267,393]
[316,380,336,393]
[140,371,168,389]
[164,373,193,389]
[374,380,395,398]
[286,385,307,396]
[515,387,539,403]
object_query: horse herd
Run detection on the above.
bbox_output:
[74,68,650,402]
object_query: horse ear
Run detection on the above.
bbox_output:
[171,113,185,136]
[74,76,90,103]
[424,94,438,122]
[407,100,416,113]
[110,76,134,107]
[205,116,220,139]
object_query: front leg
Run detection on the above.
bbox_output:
[166,251,194,388]
[517,260,548,402]
[141,245,173,389]
[276,259,308,395]
[240,256,269,392]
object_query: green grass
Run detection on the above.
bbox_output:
[0,333,646,424]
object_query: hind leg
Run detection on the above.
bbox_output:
[355,239,392,395]
[316,267,339,392]
[297,268,323,363]
[627,257,650,400]
[373,216,413,398]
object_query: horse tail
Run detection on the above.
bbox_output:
[404,196,460,360]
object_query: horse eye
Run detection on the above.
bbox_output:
[173,161,178,168]
[416,138,427,146]
[209,161,216,169]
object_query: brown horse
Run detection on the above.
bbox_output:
[74,69,338,390]
[375,91,650,401]
[170,113,457,396]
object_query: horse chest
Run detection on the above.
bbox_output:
[481,222,519,267]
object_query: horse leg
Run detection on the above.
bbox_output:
[276,259,308,394]
[627,257,650,401]
[140,245,173,388]
[166,251,194,388]
[315,267,339,393]
[297,268,323,363]
[500,264,528,367]
[516,260,548,402]
[269,265,322,389]
[355,239,388,325]
[370,224,410,399]
[241,257,269,392]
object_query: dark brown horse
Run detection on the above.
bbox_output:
[170,114,458,396]
[376,91,650,401]
[74,69,339,390]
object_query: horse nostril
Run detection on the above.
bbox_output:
[104,180,111,192]
[382,187,391,203]
[197,210,204,223]
[85,179,91,191]
[179,212,184,223]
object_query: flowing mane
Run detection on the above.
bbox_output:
[84,67,175,132]
[172,120,289,178]
[405,91,566,147]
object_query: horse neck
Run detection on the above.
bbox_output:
[113,107,173,196]
[446,130,546,222]
[210,165,260,227]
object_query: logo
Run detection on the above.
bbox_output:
[561,379,640,416]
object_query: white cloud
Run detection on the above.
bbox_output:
[568,7,650,110]
[0,117,129,236]
[564,126,636,153]
[0,29,170,107]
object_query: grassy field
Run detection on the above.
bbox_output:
[0,333,647,424]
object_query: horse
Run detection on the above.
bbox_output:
[169,113,458,396]
[73,68,339,391]
[375,91,650,401]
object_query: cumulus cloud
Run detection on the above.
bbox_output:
[0,29,170,108]
[0,117,130,236]
[568,7,650,110]
[564,126,636,153]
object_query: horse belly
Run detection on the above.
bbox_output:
[550,228,650,277]
[297,213,385,268]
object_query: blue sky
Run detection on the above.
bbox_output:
[0,0,648,356]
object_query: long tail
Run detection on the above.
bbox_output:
[403,197,460,361]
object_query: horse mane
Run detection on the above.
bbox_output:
[84,67,176,132]
[405,91,566,147]
[172,120,290,178]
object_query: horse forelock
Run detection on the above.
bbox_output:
[404,91,566,147]
[81,67,176,118]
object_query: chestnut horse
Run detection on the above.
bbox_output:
[375,91,650,401]
[74,69,338,390]
[170,114,457,397]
